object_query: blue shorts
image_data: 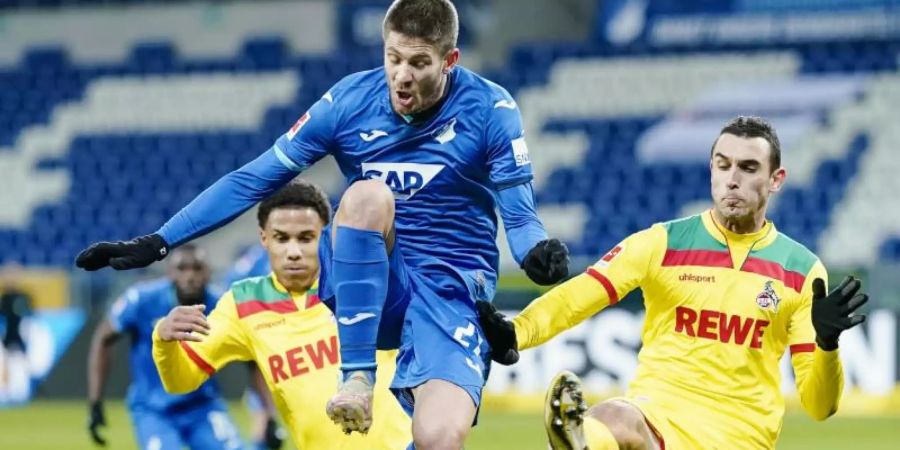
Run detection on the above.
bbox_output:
[130,401,243,450]
[319,226,492,410]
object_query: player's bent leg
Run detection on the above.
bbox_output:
[328,179,396,434]
[332,179,395,236]
[411,379,478,450]
[588,400,660,450]
[545,372,658,450]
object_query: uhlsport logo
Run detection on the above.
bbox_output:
[755,280,781,312]
[362,162,444,200]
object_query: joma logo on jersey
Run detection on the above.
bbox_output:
[362,162,444,200]
[674,306,770,349]
[268,336,338,383]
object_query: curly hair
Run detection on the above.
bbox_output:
[257,179,332,228]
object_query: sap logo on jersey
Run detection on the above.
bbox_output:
[362,162,444,200]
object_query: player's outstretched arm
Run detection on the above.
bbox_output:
[76,84,338,272]
[496,183,570,285]
[75,149,300,271]
[76,234,168,271]
[478,273,610,365]
[480,226,660,364]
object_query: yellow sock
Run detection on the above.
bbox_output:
[583,416,618,450]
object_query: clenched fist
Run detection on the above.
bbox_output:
[157,304,210,342]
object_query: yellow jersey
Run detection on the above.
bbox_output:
[152,274,410,450]
[514,211,844,449]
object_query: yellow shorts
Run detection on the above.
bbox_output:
[608,395,775,450]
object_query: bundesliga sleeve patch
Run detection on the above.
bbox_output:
[511,137,530,166]
[285,111,310,140]
[595,244,624,267]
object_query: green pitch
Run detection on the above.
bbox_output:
[0,401,895,449]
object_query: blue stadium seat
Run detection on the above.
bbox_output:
[2,28,895,266]
[129,42,177,74]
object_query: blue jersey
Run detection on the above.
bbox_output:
[108,279,223,413]
[158,66,547,302]
[274,67,536,301]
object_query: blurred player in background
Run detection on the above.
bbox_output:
[152,180,411,449]
[75,0,569,447]
[222,246,286,450]
[479,116,869,449]
[0,264,33,403]
[224,245,271,287]
[86,244,246,449]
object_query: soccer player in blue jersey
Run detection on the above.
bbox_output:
[86,245,244,449]
[76,1,569,447]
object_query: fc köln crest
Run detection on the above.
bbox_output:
[755,281,781,312]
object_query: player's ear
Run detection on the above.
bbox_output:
[769,167,786,193]
[443,48,460,73]
[258,228,267,247]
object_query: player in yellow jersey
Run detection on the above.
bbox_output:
[478,116,869,450]
[151,180,411,449]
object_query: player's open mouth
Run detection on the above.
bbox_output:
[396,91,414,107]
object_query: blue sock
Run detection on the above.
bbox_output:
[333,226,388,382]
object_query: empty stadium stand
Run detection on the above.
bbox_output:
[3,1,900,271]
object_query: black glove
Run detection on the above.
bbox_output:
[263,417,286,450]
[88,401,107,446]
[75,234,168,271]
[812,276,868,351]
[521,238,570,286]
[476,301,519,365]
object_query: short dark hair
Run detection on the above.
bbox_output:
[383,0,459,55]
[713,116,781,172]
[257,179,331,228]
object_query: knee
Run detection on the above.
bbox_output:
[588,401,650,450]
[412,421,467,450]
[334,179,394,231]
